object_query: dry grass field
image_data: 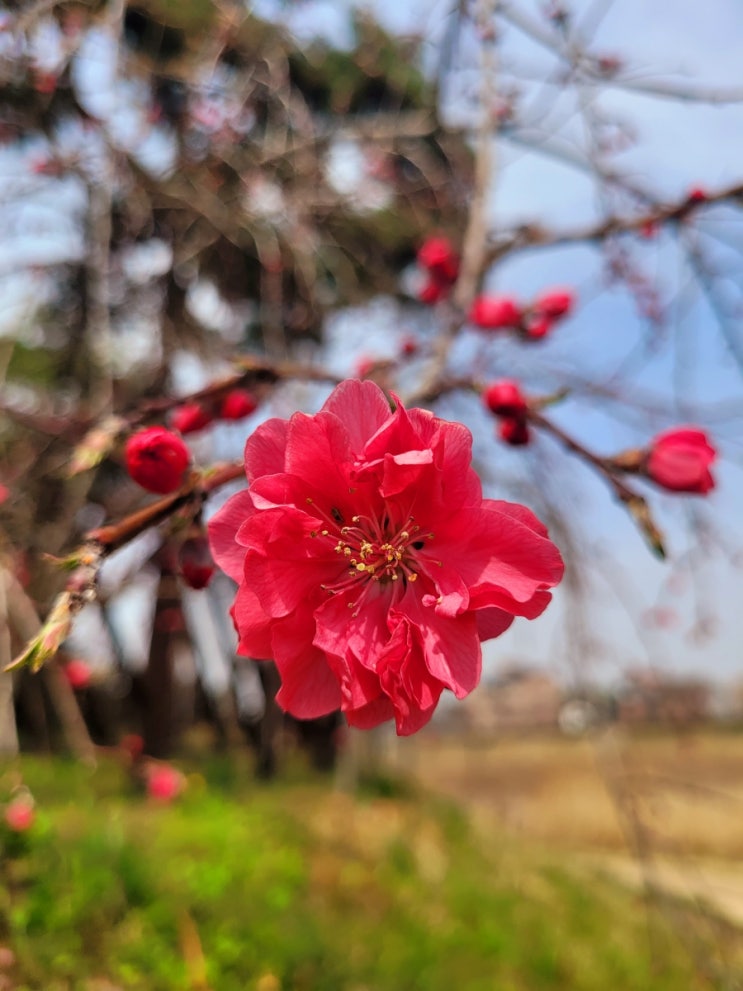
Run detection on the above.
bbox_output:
[401,727,743,859]
[393,726,743,928]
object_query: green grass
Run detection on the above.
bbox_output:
[0,755,739,991]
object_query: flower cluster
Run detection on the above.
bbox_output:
[469,287,575,340]
[209,380,563,735]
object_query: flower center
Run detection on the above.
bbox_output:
[306,498,434,597]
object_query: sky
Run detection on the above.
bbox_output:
[5,0,743,690]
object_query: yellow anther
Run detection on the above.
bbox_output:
[408,573,418,582]
[356,563,367,572]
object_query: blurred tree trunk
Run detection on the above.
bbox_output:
[142,568,179,758]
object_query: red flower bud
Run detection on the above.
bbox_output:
[400,336,419,357]
[418,278,447,306]
[646,427,716,494]
[171,402,213,435]
[687,186,707,205]
[125,427,190,494]
[146,764,184,802]
[178,536,215,590]
[4,797,34,832]
[525,316,553,339]
[483,380,527,417]
[417,236,459,284]
[219,388,257,420]
[498,417,531,446]
[63,658,92,690]
[469,295,522,330]
[533,288,575,319]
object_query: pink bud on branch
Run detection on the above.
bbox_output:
[645,427,716,494]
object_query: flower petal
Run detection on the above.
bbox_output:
[208,489,256,582]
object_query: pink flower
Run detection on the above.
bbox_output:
[146,764,184,802]
[125,427,190,494]
[171,402,214,435]
[4,797,34,832]
[646,427,716,494]
[209,380,563,735]
[469,295,522,330]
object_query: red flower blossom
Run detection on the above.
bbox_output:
[209,380,563,735]
[125,427,190,494]
[171,402,213,435]
[646,427,716,494]
[469,295,522,330]
[417,236,459,284]
[498,417,531,446]
[4,797,34,832]
[63,658,92,690]
[533,288,574,319]
[146,764,184,802]
[179,536,216,589]
[219,388,258,420]
[482,380,527,417]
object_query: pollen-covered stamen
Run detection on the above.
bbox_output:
[308,503,433,590]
